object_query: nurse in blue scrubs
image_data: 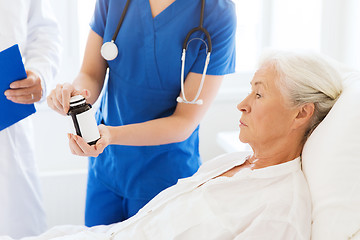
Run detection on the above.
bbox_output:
[47,0,236,227]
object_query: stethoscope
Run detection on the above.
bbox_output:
[101,0,212,105]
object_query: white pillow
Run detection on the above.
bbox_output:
[302,72,360,240]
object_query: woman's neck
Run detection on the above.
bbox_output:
[249,138,303,169]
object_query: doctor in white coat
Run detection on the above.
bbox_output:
[0,0,61,238]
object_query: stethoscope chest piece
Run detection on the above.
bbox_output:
[101,41,118,61]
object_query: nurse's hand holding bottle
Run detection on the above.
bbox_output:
[66,124,110,157]
[47,82,88,115]
[47,82,111,157]
[47,31,113,157]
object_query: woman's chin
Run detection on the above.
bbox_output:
[239,133,249,144]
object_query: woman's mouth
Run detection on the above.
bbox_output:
[239,120,247,127]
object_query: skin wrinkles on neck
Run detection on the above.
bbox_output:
[248,133,304,169]
[248,148,302,170]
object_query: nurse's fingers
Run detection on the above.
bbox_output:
[49,83,79,115]
[72,134,100,157]
[95,138,106,154]
[61,83,78,113]
[93,125,110,154]
[55,84,64,107]
[47,89,66,115]
[68,134,84,156]
[80,89,91,100]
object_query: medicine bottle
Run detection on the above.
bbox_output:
[67,95,100,145]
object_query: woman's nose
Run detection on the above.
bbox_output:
[237,97,250,113]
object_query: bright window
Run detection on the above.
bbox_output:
[234,0,264,72]
[77,0,96,60]
[269,0,322,51]
[233,0,322,73]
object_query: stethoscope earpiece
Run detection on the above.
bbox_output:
[196,99,203,105]
[176,97,184,103]
[101,41,118,61]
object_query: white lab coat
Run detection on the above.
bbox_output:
[0,0,61,238]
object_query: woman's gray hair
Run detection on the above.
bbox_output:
[259,50,343,140]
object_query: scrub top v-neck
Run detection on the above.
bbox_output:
[90,0,236,200]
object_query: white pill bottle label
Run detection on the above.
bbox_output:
[68,95,100,145]
[73,108,100,144]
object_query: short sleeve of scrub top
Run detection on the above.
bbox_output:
[88,0,237,200]
[189,1,236,75]
[90,0,108,37]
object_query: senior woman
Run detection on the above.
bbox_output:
[1,51,343,240]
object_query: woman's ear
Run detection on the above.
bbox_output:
[293,103,315,129]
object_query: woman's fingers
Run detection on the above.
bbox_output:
[48,84,68,115]
[62,83,84,113]
[47,90,66,115]
[47,83,88,115]
[68,134,102,157]
[80,89,91,100]
[95,138,106,154]
[54,84,64,107]
[68,134,84,155]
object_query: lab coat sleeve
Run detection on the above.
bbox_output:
[24,0,61,101]
[233,219,306,240]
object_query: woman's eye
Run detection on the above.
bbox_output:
[256,93,262,98]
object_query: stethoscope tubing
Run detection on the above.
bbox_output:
[182,26,212,53]
[179,39,211,105]
[102,0,212,105]
[178,0,212,104]
[112,0,131,42]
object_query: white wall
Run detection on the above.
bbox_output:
[320,0,360,69]
[269,0,322,50]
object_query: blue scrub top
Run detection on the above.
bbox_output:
[90,0,236,200]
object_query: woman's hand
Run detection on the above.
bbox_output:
[47,83,90,115]
[67,124,111,157]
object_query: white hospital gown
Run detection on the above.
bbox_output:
[1,151,311,240]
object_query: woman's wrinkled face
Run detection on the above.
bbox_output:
[237,65,297,148]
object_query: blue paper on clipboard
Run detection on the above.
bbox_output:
[0,44,36,131]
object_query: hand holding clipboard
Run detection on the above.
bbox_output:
[0,44,36,131]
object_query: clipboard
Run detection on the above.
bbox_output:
[0,44,36,131]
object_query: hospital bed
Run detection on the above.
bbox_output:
[218,71,360,239]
